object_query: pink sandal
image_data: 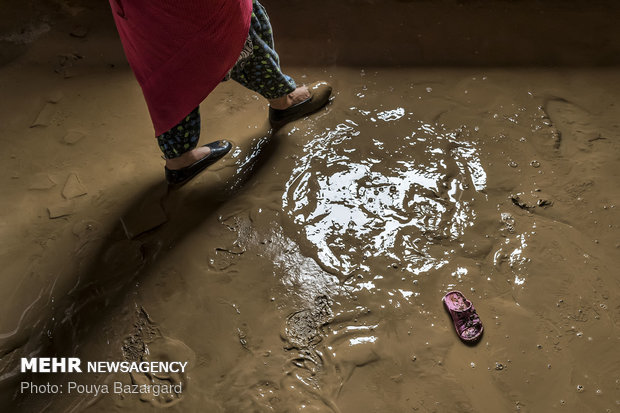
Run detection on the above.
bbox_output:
[442,291,483,343]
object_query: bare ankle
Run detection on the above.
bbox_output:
[165,146,211,170]
[269,95,290,110]
[269,86,310,110]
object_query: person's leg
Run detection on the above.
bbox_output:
[157,107,201,160]
[160,0,328,176]
[230,0,311,110]
[157,107,218,171]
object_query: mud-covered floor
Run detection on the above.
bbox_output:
[1,1,619,412]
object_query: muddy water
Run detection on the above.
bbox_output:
[2,2,620,413]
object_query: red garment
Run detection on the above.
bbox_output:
[109,0,252,135]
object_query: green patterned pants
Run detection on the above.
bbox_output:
[157,0,296,159]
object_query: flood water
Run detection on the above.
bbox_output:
[1,1,619,413]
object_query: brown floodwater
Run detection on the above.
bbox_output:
[1,1,619,412]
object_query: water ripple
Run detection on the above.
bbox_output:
[283,107,487,279]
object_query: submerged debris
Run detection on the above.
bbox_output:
[510,192,553,210]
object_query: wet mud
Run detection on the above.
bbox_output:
[1,1,620,412]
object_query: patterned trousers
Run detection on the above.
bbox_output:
[156,0,296,159]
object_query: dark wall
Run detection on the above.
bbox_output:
[263,0,620,66]
[1,0,619,67]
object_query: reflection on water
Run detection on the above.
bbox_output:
[272,103,500,410]
[283,106,487,282]
[5,50,620,411]
[493,230,532,286]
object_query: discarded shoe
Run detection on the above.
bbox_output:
[164,140,232,188]
[442,290,483,343]
[268,81,332,129]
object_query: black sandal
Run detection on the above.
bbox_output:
[268,81,332,129]
[164,140,232,188]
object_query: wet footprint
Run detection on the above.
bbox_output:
[121,308,195,408]
[283,295,333,350]
[543,97,603,155]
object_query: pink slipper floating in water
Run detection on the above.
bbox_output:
[442,290,483,343]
